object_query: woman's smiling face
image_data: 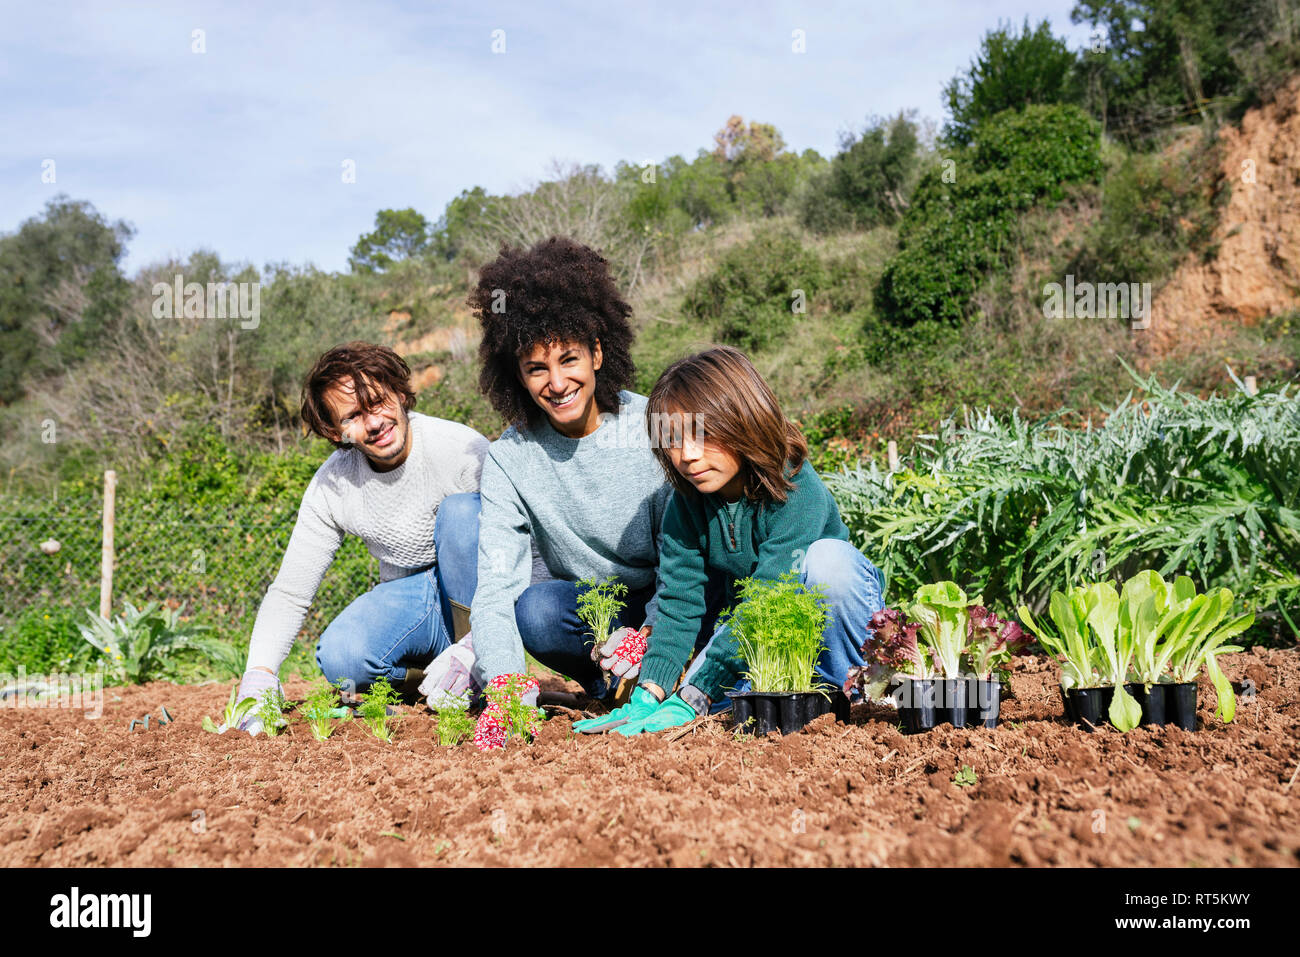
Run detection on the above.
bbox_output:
[517,338,604,438]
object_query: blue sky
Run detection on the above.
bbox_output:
[1,0,1097,275]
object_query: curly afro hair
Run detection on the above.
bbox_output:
[468,236,636,430]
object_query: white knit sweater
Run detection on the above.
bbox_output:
[245,411,490,675]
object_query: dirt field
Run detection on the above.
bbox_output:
[1,647,1297,867]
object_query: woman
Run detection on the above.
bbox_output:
[424,237,718,745]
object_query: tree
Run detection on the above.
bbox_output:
[803,113,920,232]
[348,208,433,273]
[942,17,1081,146]
[0,195,134,403]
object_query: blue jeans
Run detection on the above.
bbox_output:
[517,570,728,699]
[315,492,481,691]
[683,538,885,711]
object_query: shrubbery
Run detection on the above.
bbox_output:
[875,103,1103,327]
[683,227,826,352]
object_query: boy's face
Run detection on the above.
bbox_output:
[664,410,744,501]
[517,338,604,438]
[321,376,412,471]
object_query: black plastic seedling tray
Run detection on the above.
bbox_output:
[727,689,850,735]
[1061,682,1198,731]
[896,677,1003,732]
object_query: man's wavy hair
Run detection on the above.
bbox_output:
[300,341,416,448]
[468,236,636,429]
[646,345,808,504]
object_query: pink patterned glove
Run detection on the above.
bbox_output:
[597,627,648,681]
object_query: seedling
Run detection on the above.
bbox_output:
[483,674,546,744]
[953,765,978,787]
[576,576,628,660]
[359,676,402,742]
[724,572,830,694]
[435,704,475,747]
[300,678,345,741]
[202,686,259,734]
[256,686,290,737]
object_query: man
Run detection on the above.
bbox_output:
[235,341,489,732]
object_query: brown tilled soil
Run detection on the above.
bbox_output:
[1,648,1297,867]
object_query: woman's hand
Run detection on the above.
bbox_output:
[596,625,650,681]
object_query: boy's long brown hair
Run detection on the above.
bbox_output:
[300,341,416,448]
[646,345,807,504]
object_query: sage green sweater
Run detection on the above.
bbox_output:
[638,461,849,701]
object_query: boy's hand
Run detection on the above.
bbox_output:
[614,693,698,737]
[474,674,540,751]
[596,626,649,681]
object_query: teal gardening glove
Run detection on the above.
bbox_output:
[572,685,661,734]
[614,692,699,737]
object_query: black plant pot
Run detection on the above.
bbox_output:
[1067,687,1111,731]
[896,678,938,734]
[727,690,848,736]
[968,677,1001,728]
[1135,683,1168,727]
[1170,682,1198,731]
[1058,684,1075,721]
[936,677,970,728]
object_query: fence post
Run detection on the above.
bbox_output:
[100,470,117,619]
[1244,375,1258,396]
[887,440,899,472]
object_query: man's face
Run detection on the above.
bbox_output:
[321,376,411,471]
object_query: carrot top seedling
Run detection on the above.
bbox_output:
[434,704,475,747]
[202,686,258,734]
[483,674,546,744]
[360,677,402,742]
[576,576,628,658]
[724,572,830,694]
[256,686,290,737]
[301,679,346,741]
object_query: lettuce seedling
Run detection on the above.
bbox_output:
[907,582,976,679]
[359,676,402,743]
[435,703,476,747]
[1019,588,1101,690]
[965,605,1029,680]
[1160,582,1252,723]
[202,686,259,734]
[576,576,629,660]
[724,572,830,694]
[844,608,927,698]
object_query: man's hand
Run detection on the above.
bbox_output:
[596,626,649,682]
[419,632,481,710]
[236,668,282,736]
[614,693,698,737]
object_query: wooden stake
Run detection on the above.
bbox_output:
[887,440,899,471]
[99,470,117,619]
[1244,375,1258,396]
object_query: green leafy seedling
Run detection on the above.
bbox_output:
[435,705,475,747]
[203,686,258,734]
[360,676,402,742]
[953,765,978,787]
[300,678,342,741]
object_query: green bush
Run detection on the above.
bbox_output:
[683,227,826,352]
[876,104,1102,327]
[0,606,91,674]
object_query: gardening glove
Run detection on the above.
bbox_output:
[572,684,661,734]
[596,627,648,682]
[235,669,282,736]
[418,632,482,710]
[614,693,699,737]
[473,674,541,752]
